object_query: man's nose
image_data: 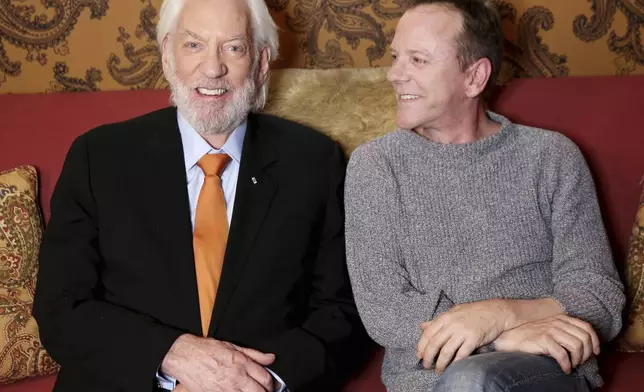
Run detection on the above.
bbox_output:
[201,48,227,79]
[387,60,409,84]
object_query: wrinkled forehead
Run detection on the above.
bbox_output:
[176,0,251,39]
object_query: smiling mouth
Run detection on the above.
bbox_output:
[398,94,420,101]
[196,87,228,97]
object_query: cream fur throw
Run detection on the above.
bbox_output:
[263,67,397,155]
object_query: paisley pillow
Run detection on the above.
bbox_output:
[0,165,58,383]
[619,185,644,352]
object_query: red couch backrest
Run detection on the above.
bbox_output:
[0,90,171,219]
[1,75,643,266]
[489,75,644,265]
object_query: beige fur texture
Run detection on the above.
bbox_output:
[263,67,397,155]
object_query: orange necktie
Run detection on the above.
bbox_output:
[193,153,231,336]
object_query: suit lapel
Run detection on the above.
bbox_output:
[209,114,278,334]
[141,108,202,334]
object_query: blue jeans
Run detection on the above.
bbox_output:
[434,352,591,392]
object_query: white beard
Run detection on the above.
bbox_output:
[167,63,258,136]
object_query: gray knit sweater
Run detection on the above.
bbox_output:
[344,112,625,391]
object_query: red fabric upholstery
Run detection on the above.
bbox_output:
[490,75,644,265]
[0,374,55,392]
[0,90,171,221]
[598,351,644,391]
[5,350,642,391]
[1,75,643,391]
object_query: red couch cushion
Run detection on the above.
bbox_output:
[598,351,644,391]
[3,350,641,391]
[0,374,56,391]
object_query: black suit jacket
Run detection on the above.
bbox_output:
[33,108,372,392]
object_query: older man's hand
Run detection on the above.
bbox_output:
[416,299,511,373]
[161,334,275,392]
[494,314,600,374]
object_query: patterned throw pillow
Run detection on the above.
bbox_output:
[0,165,58,383]
[620,186,644,352]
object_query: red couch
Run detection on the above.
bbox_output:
[1,74,643,391]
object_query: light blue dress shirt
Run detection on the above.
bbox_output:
[179,112,243,227]
[156,113,287,391]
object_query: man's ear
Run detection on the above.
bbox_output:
[257,46,271,84]
[161,35,172,73]
[464,57,492,98]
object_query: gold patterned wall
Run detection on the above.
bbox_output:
[0,0,642,94]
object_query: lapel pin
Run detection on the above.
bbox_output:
[251,177,258,185]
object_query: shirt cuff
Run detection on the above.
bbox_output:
[266,367,288,392]
[155,366,287,391]
[156,368,177,390]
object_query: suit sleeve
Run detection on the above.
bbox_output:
[33,134,184,391]
[256,143,373,391]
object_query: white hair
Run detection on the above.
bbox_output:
[157,0,279,110]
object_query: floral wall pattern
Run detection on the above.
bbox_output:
[0,0,642,94]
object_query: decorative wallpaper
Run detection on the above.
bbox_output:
[0,0,642,94]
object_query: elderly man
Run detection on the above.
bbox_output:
[345,0,625,391]
[33,0,371,391]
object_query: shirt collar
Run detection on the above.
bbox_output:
[177,112,246,173]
